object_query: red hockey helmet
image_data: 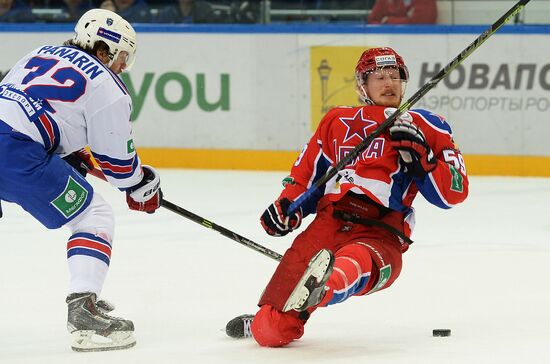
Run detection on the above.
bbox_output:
[355,47,409,84]
[355,47,409,105]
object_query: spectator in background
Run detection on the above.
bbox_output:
[0,0,35,22]
[156,0,217,24]
[60,0,92,21]
[110,0,151,23]
[100,0,116,12]
[229,0,258,23]
[368,0,436,24]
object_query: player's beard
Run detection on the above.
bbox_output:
[373,94,401,108]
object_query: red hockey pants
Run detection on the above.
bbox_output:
[252,201,405,347]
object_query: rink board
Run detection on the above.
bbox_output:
[1,24,550,175]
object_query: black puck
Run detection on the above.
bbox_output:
[432,329,451,337]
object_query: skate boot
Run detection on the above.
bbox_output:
[66,292,136,352]
[283,249,335,312]
[226,314,254,339]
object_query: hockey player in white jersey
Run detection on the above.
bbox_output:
[0,9,162,352]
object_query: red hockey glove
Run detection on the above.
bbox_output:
[63,148,94,177]
[126,165,162,213]
[390,120,436,178]
[260,198,303,237]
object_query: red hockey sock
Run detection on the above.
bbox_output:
[251,304,305,347]
[318,243,374,307]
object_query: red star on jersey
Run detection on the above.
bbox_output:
[339,108,377,143]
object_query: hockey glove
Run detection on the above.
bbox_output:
[390,120,436,178]
[63,148,94,177]
[260,198,303,237]
[126,165,162,213]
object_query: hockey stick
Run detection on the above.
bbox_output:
[88,167,283,261]
[288,0,530,214]
[160,199,283,261]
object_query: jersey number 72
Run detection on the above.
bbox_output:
[22,56,87,112]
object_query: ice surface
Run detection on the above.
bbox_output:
[1,170,549,364]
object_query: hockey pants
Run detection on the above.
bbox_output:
[252,202,405,347]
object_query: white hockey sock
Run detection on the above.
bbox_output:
[67,254,109,296]
[64,193,114,296]
[66,232,111,295]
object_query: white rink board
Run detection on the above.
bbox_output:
[1,29,549,155]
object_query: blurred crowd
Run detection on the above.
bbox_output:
[0,0,438,24]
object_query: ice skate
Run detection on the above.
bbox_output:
[66,292,136,352]
[226,314,255,339]
[283,249,335,312]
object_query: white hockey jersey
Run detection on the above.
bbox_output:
[0,44,142,190]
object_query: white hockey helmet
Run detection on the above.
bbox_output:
[73,9,137,71]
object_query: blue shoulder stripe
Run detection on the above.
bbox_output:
[411,109,452,134]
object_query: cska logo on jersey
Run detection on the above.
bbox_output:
[339,108,377,143]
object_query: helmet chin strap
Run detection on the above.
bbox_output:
[108,49,133,71]
[358,85,375,105]
[363,97,375,105]
[106,49,118,68]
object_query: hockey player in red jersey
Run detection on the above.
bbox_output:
[226,47,469,346]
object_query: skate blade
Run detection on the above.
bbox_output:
[283,249,334,312]
[71,330,136,352]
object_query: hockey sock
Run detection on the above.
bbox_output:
[319,243,373,307]
[66,233,111,295]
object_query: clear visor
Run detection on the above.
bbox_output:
[109,49,135,71]
[357,67,404,86]
[356,67,408,105]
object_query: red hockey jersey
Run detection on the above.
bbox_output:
[279,105,469,238]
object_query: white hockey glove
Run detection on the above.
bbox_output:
[126,165,162,213]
